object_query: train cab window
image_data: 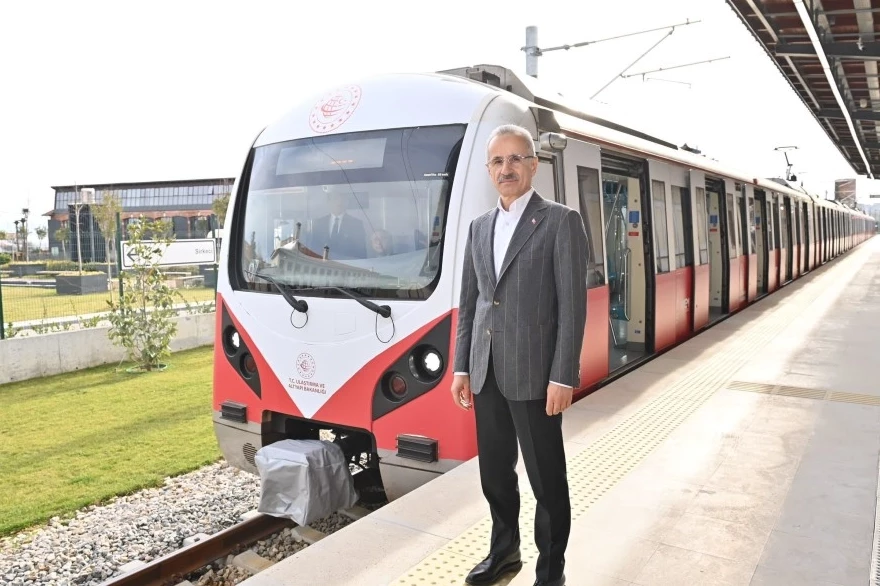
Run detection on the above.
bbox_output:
[695,186,709,264]
[651,180,670,273]
[576,166,606,288]
[235,124,465,300]
[671,187,690,268]
[726,193,741,258]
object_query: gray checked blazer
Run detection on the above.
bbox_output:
[453,190,589,401]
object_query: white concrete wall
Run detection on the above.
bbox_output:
[0,312,215,384]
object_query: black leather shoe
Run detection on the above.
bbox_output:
[533,574,565,586]
[464,549,522,585]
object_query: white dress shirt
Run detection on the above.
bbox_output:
[493,192,530,279]
[455,190,572,390]
[330,213,345,236]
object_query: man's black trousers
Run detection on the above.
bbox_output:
[473,358,571,583]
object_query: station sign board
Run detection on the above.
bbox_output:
[121,238,217,269]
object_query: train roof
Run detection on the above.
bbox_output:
[438,64,871,218]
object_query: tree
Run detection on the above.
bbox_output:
[16,224,27,258]
[212,193,230,228]
[106,217,179,372]
[93,192,122,299]
[35,226,47,253]
[54,226,69,259]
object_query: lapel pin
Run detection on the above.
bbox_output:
[531,218,536,224]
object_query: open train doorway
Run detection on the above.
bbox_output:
[754,190,769,296]
[602,155,650,373]
[705,178,729,323]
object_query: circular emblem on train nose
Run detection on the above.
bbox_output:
[308,85,362,133]
[296,352,317,379]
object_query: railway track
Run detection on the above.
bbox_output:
[101,513,294,586]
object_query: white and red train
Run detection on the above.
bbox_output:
[213,64,876,501]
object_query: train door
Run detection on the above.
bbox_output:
[602,154,650,372]
[689,170,710,331]
[755,190,770,297]
[705,178,729,321]
[803,202,811,272]
[792,203,801,279]
[647,161,675,352]
[671,184,694,342]
[781,197,793,282]
[740,186,757,302]
[754,190,769,296]
[726,185,744,311]
[559,138,609,389]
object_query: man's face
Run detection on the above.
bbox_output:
[329,193,346,215]
[487,134,538,199]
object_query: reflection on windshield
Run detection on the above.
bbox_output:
[237,125,464,300]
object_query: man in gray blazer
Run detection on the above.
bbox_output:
[452,124,588,586]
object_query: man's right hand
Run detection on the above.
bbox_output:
[451,374,473,410]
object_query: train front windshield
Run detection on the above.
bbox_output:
[236,125,465,300]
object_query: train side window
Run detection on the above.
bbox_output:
[576,166,606,288]
[726,193,740,258]
[671,187,688,268]
[652,180,670,273]
[695,186,709,264]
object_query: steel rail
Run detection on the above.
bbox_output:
[101,513,294,586]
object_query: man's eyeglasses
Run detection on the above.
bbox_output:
[486,154,536,170]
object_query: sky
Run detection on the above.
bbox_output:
[2,0,877,241]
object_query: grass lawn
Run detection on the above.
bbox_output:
[1,286,215,323]
[0,345,220,536]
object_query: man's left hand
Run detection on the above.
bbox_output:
[546,383,573,416]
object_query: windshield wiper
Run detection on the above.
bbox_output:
[254,273,309,314]
[290,286,391,318]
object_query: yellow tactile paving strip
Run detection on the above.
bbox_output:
[727,380,880,406]
[391,246,869,585]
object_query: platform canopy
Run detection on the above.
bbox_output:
[727,0,880,178]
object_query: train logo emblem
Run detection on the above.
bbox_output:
[296,352,317,379]
[309,85,362,133]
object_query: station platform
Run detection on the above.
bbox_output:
[242,236,880,586]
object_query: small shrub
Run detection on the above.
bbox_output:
[106,218,180,371]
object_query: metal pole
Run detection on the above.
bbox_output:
[526,26,539,78]
[116,211,124,300]
[75,205,83,275]
[0,269,6,340]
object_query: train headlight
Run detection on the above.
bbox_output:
[422,350,443,377]
[390,374,408,398]
[240,353,258,378]
[409,345,445,382]
[223,326,241,357]
[381,371,409,402]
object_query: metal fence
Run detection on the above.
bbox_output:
[0,213,218,339]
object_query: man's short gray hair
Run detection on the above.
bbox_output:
[486,124,536,159]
